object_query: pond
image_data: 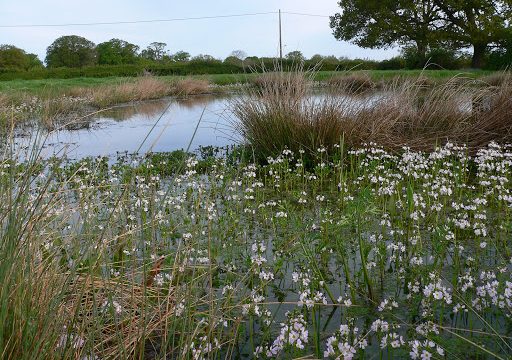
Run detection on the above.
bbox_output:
[14,95,239,160]
[14,90,389,160]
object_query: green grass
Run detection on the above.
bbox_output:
[0,70,492,96]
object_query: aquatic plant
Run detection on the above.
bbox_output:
[1,139,512,358]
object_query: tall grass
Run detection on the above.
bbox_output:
[0,135,242,359]
[480,72,512,87]
[86,76,173,108]
[327,73,376,94]
[0,76,213,130]
[171,78,210,96]
[232,69,512,158]
[233,68,350,159]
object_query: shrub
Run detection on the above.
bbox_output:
[425,48,461,70]
[377,57,405,70]
[402,46,462,70]
[486,49,512,70]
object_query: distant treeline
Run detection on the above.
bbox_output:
[0,35,510,81]
[0,59,371,81]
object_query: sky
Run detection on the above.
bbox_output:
[0,0,399,63]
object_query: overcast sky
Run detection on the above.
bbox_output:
[0,0,399,62]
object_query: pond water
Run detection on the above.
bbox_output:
[13,89,473,160]
[16,95,240,160]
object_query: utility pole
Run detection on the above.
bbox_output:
[279,9,283,61]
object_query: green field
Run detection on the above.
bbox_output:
[0,70,492,95]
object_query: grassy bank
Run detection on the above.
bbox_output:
[1,140,512,359]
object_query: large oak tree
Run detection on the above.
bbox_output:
[330,0,512,68]
[433,0,512,68]
[0,45,42,70]
[330,0,443,60]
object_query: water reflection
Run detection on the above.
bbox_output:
[13,89,486,161]
[16,94,240,160]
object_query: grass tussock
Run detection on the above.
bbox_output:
[480,71,512,87]
[327,72,376,93]
[354,78,512,149]
[72,77,210,108]
[251,69,311,98]
[0,93,8,108]
[233,70,512,158]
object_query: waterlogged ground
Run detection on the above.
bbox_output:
[4,142,512,359]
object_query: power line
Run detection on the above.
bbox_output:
[282,12,331,18]
[0,11,332,28]
[0,11,279,28]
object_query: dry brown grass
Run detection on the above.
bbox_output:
[233,70,512,158]
[86,76,172,108]
[252,69,311,98]
[481,72,512,87]
[327,73,376,94]
[0,93,8,108]
[70,77,210,108]
[58,274,175,359]
[171,78,210,96]
[39,96,89,129]
[349,78,512,150]
[233,71,344,157]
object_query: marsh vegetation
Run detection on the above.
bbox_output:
[1,70,512,359]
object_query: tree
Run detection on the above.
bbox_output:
[0,45,43,70]
[309,54,324,64]
[191,54,218,62]
[26,54,44,69]
[330,0,442,61]
[45,35,97,68]
[285,50,305,62]
[330,0,512,68]
[230,50,247,60]
[0,45,27,70]
[170,50,191,62]
[96,39,139,65]
[432,0,512,68]
[140,42,168,62]
[224,50,247,65]
[244,56,260,67]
